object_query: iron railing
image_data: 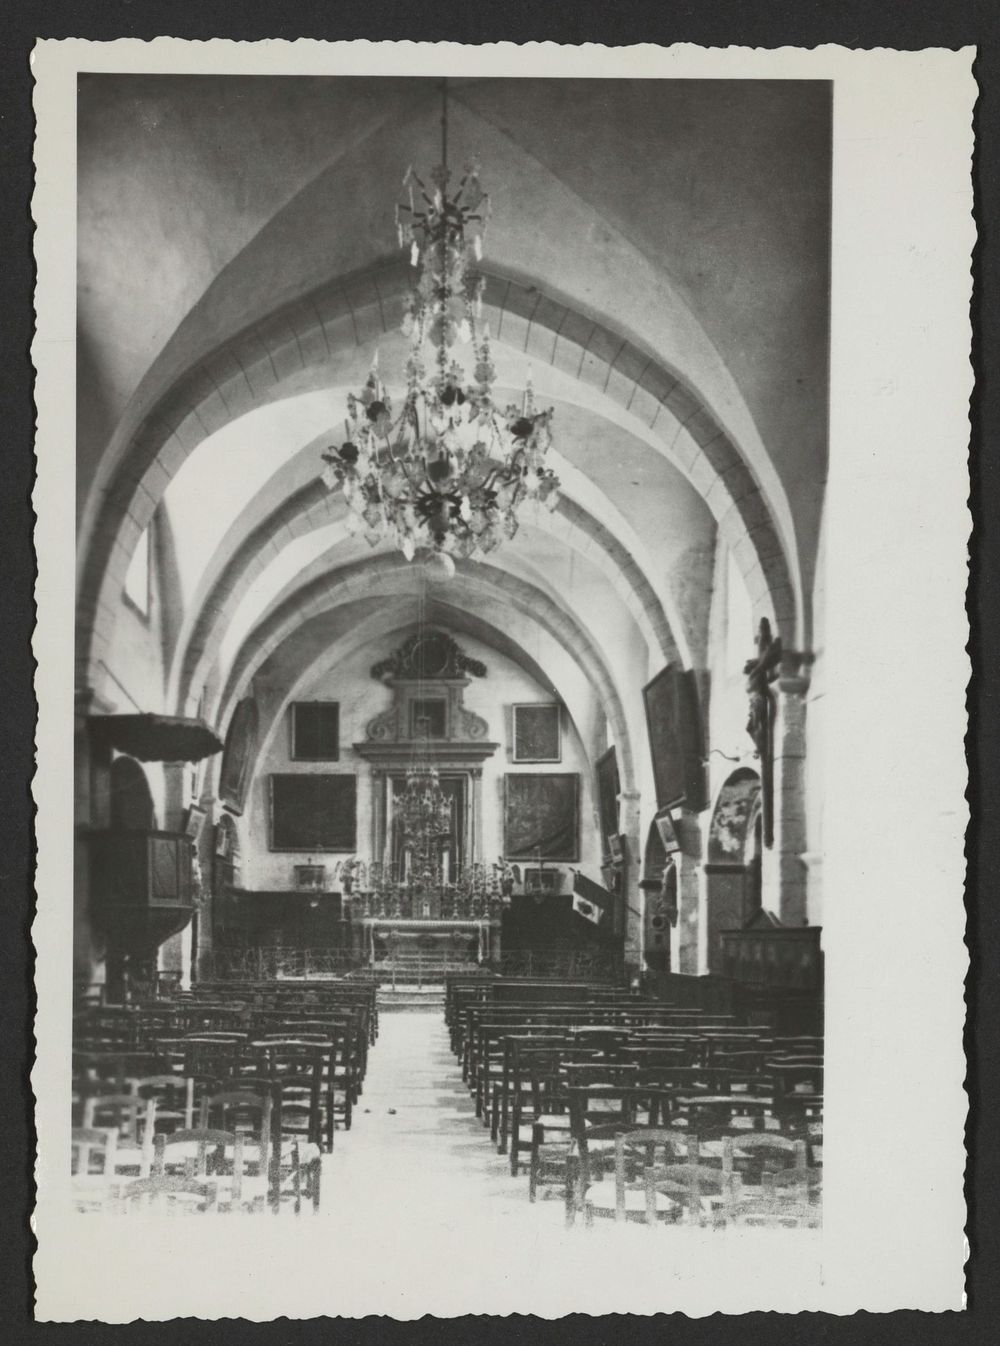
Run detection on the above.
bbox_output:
[197,944,624,987]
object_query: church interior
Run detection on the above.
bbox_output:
[72,75,829,1226]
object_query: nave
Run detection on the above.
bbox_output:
[69,75,829,1270]
[72,972,823,1237]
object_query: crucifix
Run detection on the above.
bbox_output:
[743,618,783,848]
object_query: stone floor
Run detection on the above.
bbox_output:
[52,1009,824,1320]
[304,1011,819,1317]
[321,1010,569,1237]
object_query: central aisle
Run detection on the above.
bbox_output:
[224,1009,823,1317]
[320,1010,568,1238]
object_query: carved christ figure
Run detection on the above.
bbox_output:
[743,618,782,847]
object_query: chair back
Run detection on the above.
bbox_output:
[120,1173,218,1212]
[649,1162,734,1226]
[71,1126,119,1176]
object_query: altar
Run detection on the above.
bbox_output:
[360,917,496,967]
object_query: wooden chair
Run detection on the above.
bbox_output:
[576,1128,697,1227]
[731,1164,822,1228]
[127,1074,194,1132]
[71,1127,119,1212]
[182,1034,249,1084]
[254,1028,351,1133]
[82,1093,157,1177]
[199,1088,274,1209]
[647,1162,736,1227]
[549,1081,641,1211]
[152,1127,266,1213]
[524,1051,574,1194]
[721,1132,807,1188]
[119,1173,218,1213]
[249,1042,330,1151]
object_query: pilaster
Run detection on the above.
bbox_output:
[618,788,643,968]
[773,670,810,926]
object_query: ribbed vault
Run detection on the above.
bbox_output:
[78,259,799,704]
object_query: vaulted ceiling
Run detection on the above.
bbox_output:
[76,75,830,791]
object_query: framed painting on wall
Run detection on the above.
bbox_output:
[595,745,620,854]
[504,773,579,861]
[654,808,681,855]
[269,773,357,852]
[642,666,708,813]
[511,704,561,762]
[524,867,565,896]
[182,802,207,841]
[290,701,340,761]
[218,697,259,815]
[642,665,686,810]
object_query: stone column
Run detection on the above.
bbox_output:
[194,792,218,983]
[370,769,385,862]
[618,789,643,973]
[773,671,810,926]
[159,761,195,987]
[470,767,484,862]
[675,809,704,974]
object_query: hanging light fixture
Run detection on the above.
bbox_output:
[320,80,560,572]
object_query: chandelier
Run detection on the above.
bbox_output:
[397,760,452,861]
[320,81,560,577]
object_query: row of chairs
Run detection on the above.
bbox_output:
[565,1125,820,1227]
[72,976,382,1215]
[443,981,822,1230]
[71,1084,321,1214]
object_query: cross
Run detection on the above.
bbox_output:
[743,618,782,848]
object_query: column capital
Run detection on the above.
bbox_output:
[778,649,814,695]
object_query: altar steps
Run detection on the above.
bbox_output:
[377,985,446,1013]
[372,947,479,985]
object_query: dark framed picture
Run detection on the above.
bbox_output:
[504,773,579,861]
[269,773,356,851]
[183,803,207,841]
[410,697,447,739]
[218,696,259,815]
[654,809,681,855]
[512,703,561,763]
[524,867,564,895]
[607,833,627,865]
[290,701,340,762]
[595,745,620,850]
[642,666,708,812]
[294,863,327,892]
[642,665,686,810]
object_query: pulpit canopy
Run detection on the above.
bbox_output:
[90,714,224,762]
